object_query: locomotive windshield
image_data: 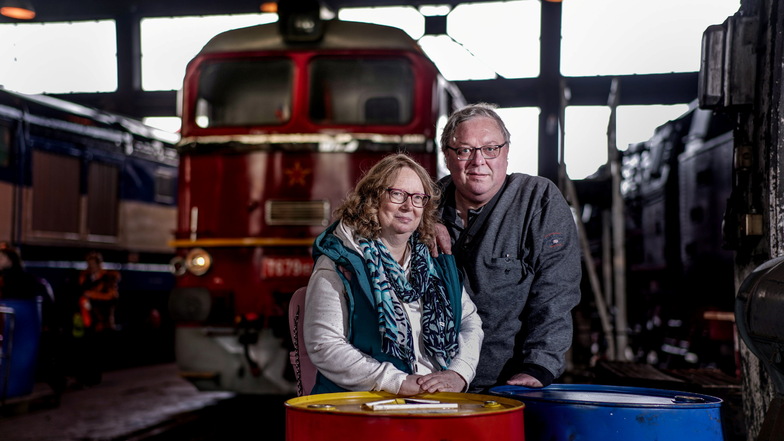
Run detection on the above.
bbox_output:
[192,56,414,129]
[309,57,414,125]
[195,58,293,128]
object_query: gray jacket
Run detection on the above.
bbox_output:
[438,173,582,392]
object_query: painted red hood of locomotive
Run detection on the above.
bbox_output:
[174,150,438,241]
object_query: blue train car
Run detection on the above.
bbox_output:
[0,88,179,374]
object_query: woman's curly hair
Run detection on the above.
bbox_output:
[335,153,441,245]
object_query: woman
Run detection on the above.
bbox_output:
[304,153,483,396]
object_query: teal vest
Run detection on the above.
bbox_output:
[309,223,463,395]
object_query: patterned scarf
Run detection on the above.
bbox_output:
[358,235,458,370]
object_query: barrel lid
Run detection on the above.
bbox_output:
[490,384,722,408]
[285,391,524,416]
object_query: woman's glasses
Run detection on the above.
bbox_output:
[385,188,430,208]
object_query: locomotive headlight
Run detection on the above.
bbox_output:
[292,16,316,34]
[278,0,324,43]
[185,248,212,276]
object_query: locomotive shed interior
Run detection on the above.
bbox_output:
[1,0,703,184]
[2,1,783,441]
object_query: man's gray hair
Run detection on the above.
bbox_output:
[439,102,511,153]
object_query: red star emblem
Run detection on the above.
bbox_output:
[284,161,312,186]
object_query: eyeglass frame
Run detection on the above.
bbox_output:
[385,187,430,208]
[445,142,508,161]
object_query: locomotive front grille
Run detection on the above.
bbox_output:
[265,200,330,226]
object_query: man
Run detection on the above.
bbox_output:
[436,103,581,392]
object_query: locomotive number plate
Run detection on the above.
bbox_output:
[261,257,313,279]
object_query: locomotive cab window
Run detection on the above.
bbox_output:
[195,58,293,128]
[309,57,414,125]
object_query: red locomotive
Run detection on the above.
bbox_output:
[168,6,465,394]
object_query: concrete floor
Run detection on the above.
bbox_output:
[0,363,233,441]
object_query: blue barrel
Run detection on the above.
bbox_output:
[491,384,724,441]
[0,298,42,399]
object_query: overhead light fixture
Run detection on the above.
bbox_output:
[260,2,277,13]
[0,0,36,20]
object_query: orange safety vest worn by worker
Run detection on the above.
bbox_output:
[78,268,120,332]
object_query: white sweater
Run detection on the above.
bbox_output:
[303,222,483,394]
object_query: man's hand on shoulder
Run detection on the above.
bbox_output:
[429,223,452,257]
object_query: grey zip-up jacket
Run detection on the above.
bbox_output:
[438,173,582,392]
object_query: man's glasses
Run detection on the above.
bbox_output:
[385,188,430,208]
[445,142,508,161]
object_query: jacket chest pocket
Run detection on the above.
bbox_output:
[488,254,529,284]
